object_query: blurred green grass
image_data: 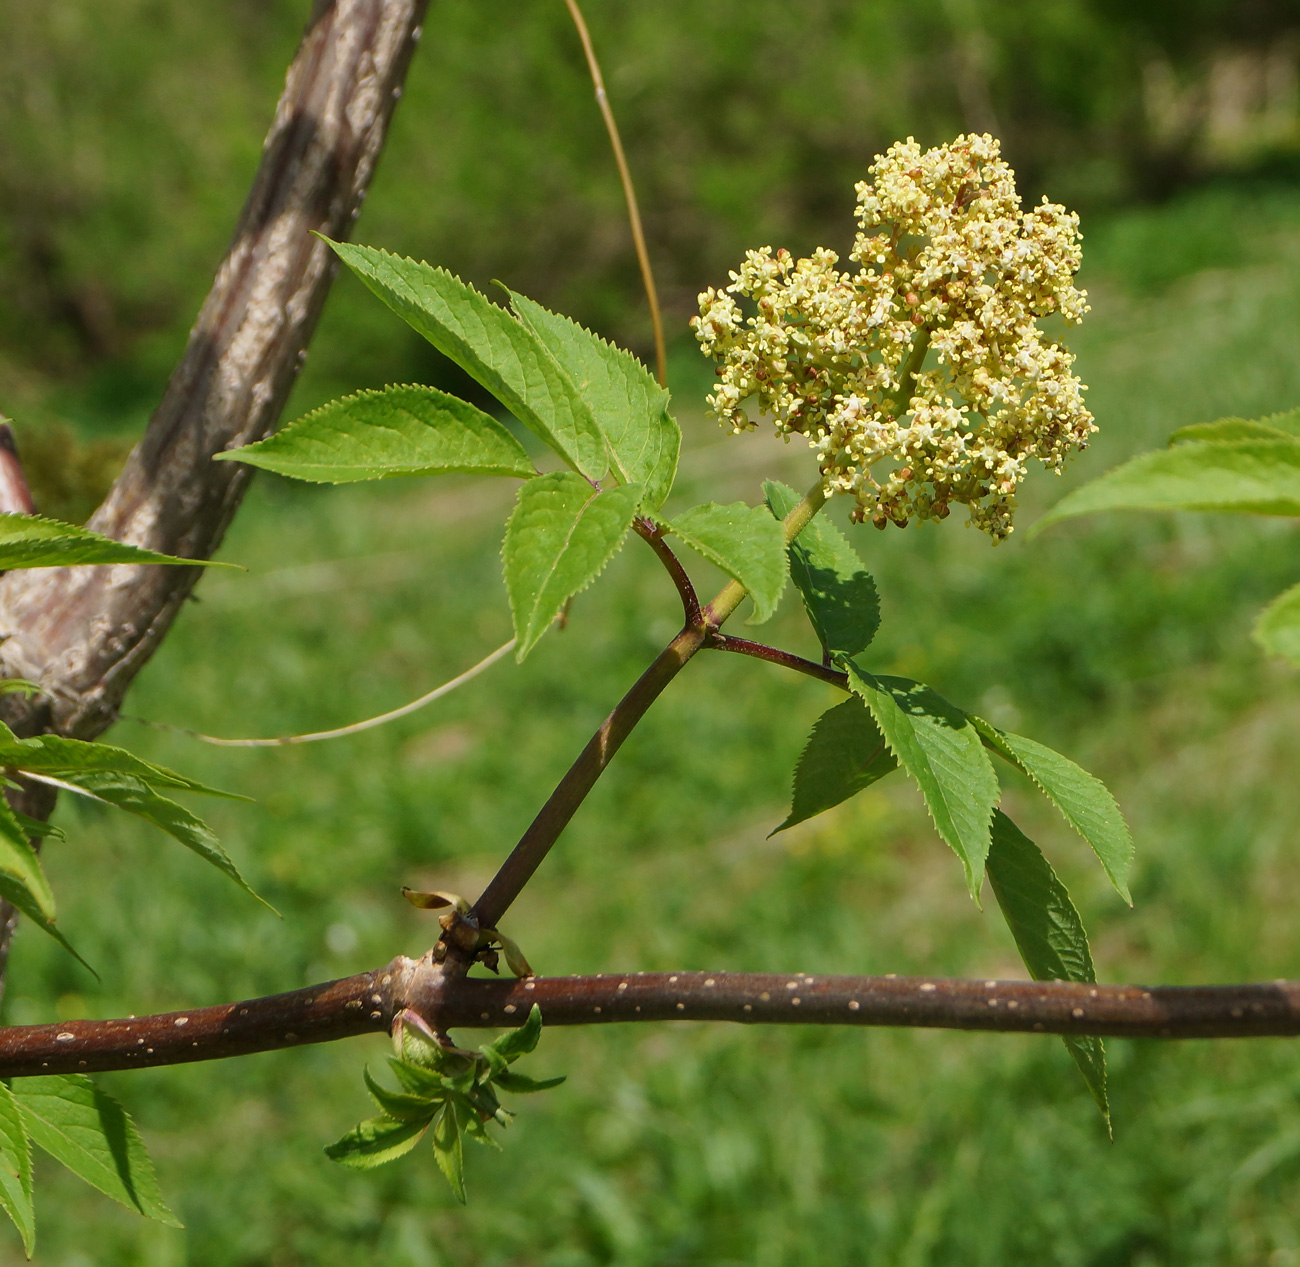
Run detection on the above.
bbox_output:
[6,0,1300,478]
[4,186,1300,1263]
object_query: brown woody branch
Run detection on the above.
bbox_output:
[5,963,1300,1078]
[0,0,430,744]
[0,0,430,991]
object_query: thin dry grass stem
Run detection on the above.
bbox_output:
[126,639,515,747]
[562,0,667,388]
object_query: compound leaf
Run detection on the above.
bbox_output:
[503,474,641,660]
[507,289,680,510]
[764,480,879,657]
[324,241,607,478]
[665,501,787,624]
[773,695,897,833]
[0,516,234,572]
[971,717,1133,904]
[218,385,534,482]
[986,811,1109,1130]
[14,1076,180,1226]
[841,662,998,898]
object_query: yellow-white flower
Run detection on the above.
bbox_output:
[692,133,1095,540]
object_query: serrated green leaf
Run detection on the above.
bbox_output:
[0,1082,34,1256]
[986,811,1110,1130]
[431,1102,466,1204]
[14,1075,180,1226]
[47,771,268,912]
[773,695,897,833]
[1170,408,1300,446]
[1254,580,1300,664]
[480,1045,509,1081]
[467,1082,505,1121]
[323,241,607,478]
[1260,407,1300,435]
[325,1113,429,1170]
[666,501,788,624]
[217,385,534,483]
[0,515,236,572]
[0,728,244,800]
[493,1069,566,1095]
[9,910,92,977]
[0,799,92,974]
[389,1058,452,1097]
[1034,439,1300,533]
[485,1004,544,1064]
[503,474,641,660]
[0,877,92,976]
[764,480,879,657]
[10,813,61,842]
[1171,420,1295,445]
[362,1069,440,1123]
[841,661,998,898]
[970,717,1133,904]
[0,799,55,924]
[462,1108,506,1150]
[507,289,680,510]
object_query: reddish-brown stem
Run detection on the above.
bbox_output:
[0,970,393,1078]
[468,481,828,940]
[7,968,1300,1077]
[470,623,708,930]
[708,633,848,688]
[634,518,701,625]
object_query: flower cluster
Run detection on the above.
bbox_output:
[691,133,1095,539]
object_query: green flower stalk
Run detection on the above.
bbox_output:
[693,133,1095,540]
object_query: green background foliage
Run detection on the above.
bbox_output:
[4,0,1300,1261]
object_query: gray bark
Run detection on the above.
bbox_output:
[0,0,431,983]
